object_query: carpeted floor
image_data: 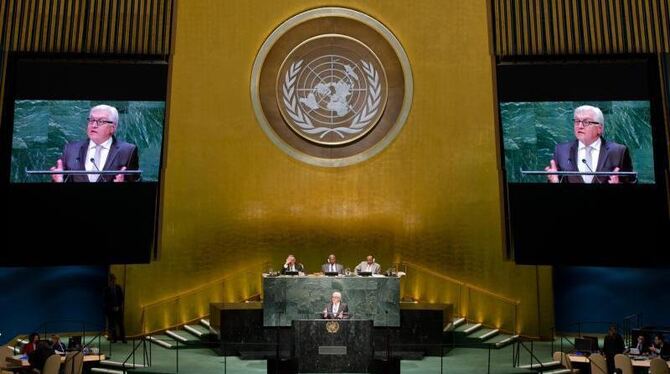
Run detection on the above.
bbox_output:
[101,338,564,373]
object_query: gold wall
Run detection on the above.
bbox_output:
[116,0,554,338]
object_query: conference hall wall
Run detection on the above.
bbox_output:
[114,0,554,338]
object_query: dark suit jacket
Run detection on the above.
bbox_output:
[60,137,140,182]
[552,138,635,183]
[103,284,124,314]
[280,263,304,274]
[321,263,344,274]
[28,344,55,370]
[323,302,349,319]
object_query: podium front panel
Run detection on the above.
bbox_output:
[293,319,373,373]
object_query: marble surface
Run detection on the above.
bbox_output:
[263,275,400,327]
[293,319,373,373]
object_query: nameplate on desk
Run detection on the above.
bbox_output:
[318,346,347,355]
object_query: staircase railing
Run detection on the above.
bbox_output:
[398,261,520,334]
[622,313,642,347]
[137,261,267,335]
[121,336,152,373]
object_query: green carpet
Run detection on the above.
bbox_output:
[101,338,562,373]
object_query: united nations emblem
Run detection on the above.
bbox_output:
[251,7,413,167]
[277,35,387,145]
[325,321,340,334]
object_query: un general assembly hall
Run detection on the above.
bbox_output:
[1,1,670,373]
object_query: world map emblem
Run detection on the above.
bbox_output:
[251,7,413,167]
[277,35,388,145]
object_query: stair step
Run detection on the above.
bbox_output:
[199,319,210,328]
[494,334,519,348]
[165,330,200,343]
[475,329,500,341]
[454,323,481,333]
[147,336,174,349]
[463,323,483,335]
[517,360,561,369]
[183,324,210,337]
[540,369,571,374]
[91,369,124,374]
[100,359,147,368]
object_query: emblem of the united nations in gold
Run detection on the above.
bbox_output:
[252,7,413,167]
[277,35,387,145]
[325,321,340,334]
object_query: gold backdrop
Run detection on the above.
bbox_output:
[115,0,554,338]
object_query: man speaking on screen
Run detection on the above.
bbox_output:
[50,104,140,182]
[544,105,634,184]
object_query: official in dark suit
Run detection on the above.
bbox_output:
[321,254,344,274]
[50,104,140,183]
[28,342,55,371]
[280,254,305,274]
[322,291,349,319]
[603,325,625,373]
[50,334,66,353]
[545,105,634,184]
[103,274,127,343]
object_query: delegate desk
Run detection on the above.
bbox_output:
[7,353,106,367]
[263,274,400,327]
[568,354,670,370]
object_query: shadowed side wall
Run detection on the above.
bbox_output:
[116,0,554,338]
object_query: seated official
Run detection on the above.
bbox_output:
[321,254,344,274]
[22,332,40,354]
[650,334,670,359]
[280,254,304,274]
[354,255,381,275]
[632,335,648,354]
[50,334,66,354]
[28,342,55,371]
[322,291,349,319]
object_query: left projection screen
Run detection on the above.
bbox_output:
[0,56,169,265]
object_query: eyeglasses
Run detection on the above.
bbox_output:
[573,119,600,127]
[87,118,115,126]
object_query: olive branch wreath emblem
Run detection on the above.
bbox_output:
[282,59,382,139]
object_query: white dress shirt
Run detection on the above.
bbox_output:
[332,302,340,314]
[85,138,113,182]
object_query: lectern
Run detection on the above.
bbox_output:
[293,319,373,373]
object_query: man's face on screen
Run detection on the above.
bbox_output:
[87,108,117,144]
[573,110,602,146]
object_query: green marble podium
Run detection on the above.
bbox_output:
[293,319,373,373]
[263,275,400,327]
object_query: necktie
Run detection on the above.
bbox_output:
[89,145,103,182]
[366,264,371,272]
[583,145,594,183]
[330,264,334,272]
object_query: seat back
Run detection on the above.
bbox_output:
[614,353,634,374]
[650,357,670,374]
[64,351,84,374]
[589,353,607,374]
[552,352,573,370]
[41,354,62,374]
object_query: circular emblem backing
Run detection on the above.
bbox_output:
[326,321,340,333]
[252,7,413,167]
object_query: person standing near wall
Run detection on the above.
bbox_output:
[103,274,127,343]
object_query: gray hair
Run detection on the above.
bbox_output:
[89,104,119,125]
[574,105,604,129]
[332,291,342,298]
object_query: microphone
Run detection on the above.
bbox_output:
[90,158,101,182]
[581,159,601,184]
